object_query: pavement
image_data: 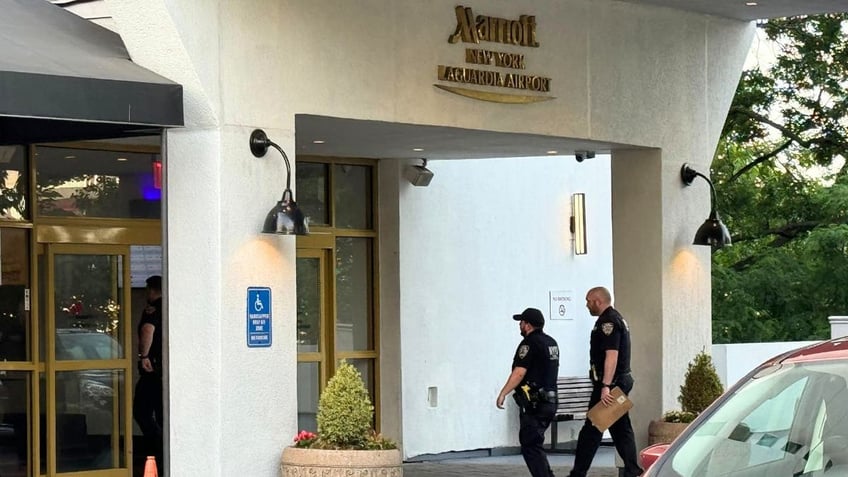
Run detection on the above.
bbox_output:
[403,446,619,477]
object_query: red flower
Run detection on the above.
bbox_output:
[293,430,317,446]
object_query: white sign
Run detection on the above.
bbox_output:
[549,290,573,320]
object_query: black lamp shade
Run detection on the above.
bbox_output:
[693,211,731,247]
[250,129,310,235]
[262,189,309,235]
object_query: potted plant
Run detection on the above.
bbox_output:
[280,360,401,476]
[648,350,723,444]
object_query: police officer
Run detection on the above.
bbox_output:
[568,287,643,477]
[497,307,560,477]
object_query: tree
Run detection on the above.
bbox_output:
[712,14,848,343]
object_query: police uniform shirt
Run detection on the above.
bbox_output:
[589,307,632,382]
[512,329,559,390]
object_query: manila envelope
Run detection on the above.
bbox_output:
[586,386,633,432]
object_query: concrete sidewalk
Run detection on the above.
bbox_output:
[404,446,618,477]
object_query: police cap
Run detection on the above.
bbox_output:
[513,307,545,328]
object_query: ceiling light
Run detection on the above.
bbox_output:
[412,148,424,152]
[746,2,757,5]
[547,150,558,154]
[116,157,128,162]
[312,140,325,144]
[64,155,76,160]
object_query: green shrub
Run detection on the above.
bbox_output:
[314,360,397,449]
[678,350,724,414]
[661,410,697,423]
[662,350,724,423]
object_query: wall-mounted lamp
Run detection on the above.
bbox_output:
[570,193,587,255]
[681,163,730,248]
[250,129,309,235]
[408,159,434,187]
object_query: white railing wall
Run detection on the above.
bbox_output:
[712,317,848,389]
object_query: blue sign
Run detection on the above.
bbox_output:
[247,287,272,348]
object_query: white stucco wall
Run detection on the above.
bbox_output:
[104,0,754,474]
[395,155,612,456]
[712,341,822,389]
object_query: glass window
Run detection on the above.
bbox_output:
[297,362,320,432]
[53,254,124,359]
[296,162,329,226]
[36,146,161,219]
[0,228,30,361]
[0,371,30,477]
[333,164,371,229]
[55,369,125,472]
[335,238,372,351]
[296,257,321,353]
[0,145,28,221]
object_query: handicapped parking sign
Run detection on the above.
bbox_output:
[247,287,272,347]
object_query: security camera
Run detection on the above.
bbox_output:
[575,150,595,163]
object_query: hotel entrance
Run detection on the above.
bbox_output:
[0,142,163,477]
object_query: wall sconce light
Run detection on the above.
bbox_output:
[681,163,730,248]
[570,193,587,255]
[408,159,434,187]
[250,129,309,235]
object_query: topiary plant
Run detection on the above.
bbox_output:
[678,349,724,415]
[659,349,723,423]
[316,360,374,448]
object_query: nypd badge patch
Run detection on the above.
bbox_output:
[601,323,614,336]
[518,345,530,359]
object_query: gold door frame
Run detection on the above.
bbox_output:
[43,243,133,477]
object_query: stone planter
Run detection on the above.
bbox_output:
[647,420,689,445]
[280,446,403,477]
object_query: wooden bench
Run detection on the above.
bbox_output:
[549,376,594,451]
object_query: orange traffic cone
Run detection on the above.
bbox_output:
[143,456,159,477]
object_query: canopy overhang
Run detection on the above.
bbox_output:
[0,0,183,144]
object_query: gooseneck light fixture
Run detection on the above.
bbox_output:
[681,163,730,248]
[250,129,309,235]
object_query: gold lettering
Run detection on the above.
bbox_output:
[527,16,539,47]
[449,6,540,47]
[510,21,522,45]
[449,6,478,44]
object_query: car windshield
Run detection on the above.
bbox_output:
[654,359,848,477]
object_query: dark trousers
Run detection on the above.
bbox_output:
[569,375,642,477]
[133,372,163,473]
[519,401,557,477]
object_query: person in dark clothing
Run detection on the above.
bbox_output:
[568,286,643,477]
[497,307,560,477]
[133,275,163,471]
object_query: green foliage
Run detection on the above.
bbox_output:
[315,360,390,449]
[661,411,697,424]
[678,351,724,414]
[711,14,848,343]
[662,351,723,422]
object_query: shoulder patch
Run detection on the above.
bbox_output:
[601,322,615,336]
[518,345,530,359]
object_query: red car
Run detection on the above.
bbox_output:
[641,337,848,476]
